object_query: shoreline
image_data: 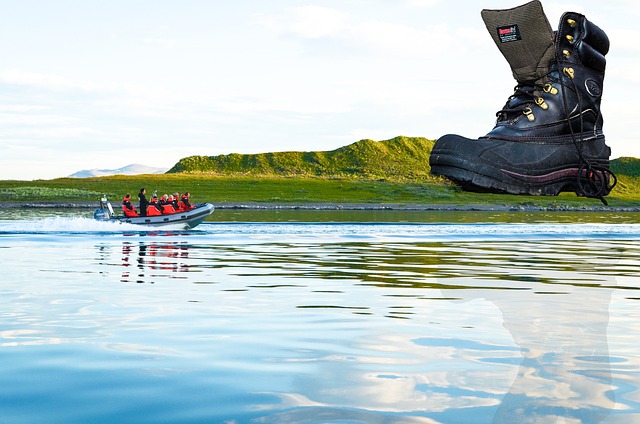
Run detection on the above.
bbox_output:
[4,201,640,212]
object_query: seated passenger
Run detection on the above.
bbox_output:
[122,193,139,217]
[146,195,163,216]
[181,192,196,210]
[172,192,181,211]
[161,195,177,214]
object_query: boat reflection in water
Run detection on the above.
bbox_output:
[120,240,192,284]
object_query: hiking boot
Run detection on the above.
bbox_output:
[429,0,616,204]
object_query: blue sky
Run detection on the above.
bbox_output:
[1,0,638,180]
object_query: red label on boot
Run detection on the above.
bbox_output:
[497,25,521,43]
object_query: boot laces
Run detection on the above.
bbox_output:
[496,83,542,120]
[495,70,617,205]
[554,58,617,205]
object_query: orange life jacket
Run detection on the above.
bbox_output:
[146,203,162,216]
[161,204,176,214]
[122,205,139,217]
[181,195,195,210]
[122,198,139,217]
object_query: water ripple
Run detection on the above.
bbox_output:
[1,217,640,423]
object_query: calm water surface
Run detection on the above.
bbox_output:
[1,209,639,423]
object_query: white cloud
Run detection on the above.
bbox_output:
[0,69,109,93]
[258,5,473,59]
[258,5,348,39]
[353,21,453,57]
[0,104,48,113]
[401,0,439,6]
[142,37,177,48]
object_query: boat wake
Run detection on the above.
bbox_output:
[193,222,640,243]
[0,217,149,233]
[2,219,640,241]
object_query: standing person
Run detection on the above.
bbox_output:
[138,188,148,217]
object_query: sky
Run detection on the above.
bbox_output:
[1,0,639,180]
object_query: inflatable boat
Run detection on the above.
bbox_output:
[93,196,215,229]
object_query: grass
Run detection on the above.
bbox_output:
[0,186,104,201]
[1,173,639,208]
[611,157,640,178]
[0,174,452,204]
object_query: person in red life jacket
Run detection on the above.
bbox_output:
[181,192,196,210]
[122,193,139,217]
[161,195,177,214]
[138,188,148,217]
[146,195,162,216]
[172,192,181,211]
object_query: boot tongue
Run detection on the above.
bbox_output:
[481,0,555,84]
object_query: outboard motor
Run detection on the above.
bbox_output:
[93,195,114,221]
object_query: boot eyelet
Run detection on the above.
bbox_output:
[523,107,535,121]
[535,97,549,110]
[543,84,559,95]
[563,67,575,79]
[563,49,571,58]
[567,19,576,27]
[566,34,575,43]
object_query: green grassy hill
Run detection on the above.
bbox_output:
[611,157,640,177]
[169,136,640,181]
[168,136,438,181]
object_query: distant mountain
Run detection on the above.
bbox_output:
[167,136,438,181]
[69,164,168,178]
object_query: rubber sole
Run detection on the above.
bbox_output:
[430,161,577,196]
[429,135,613,198]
